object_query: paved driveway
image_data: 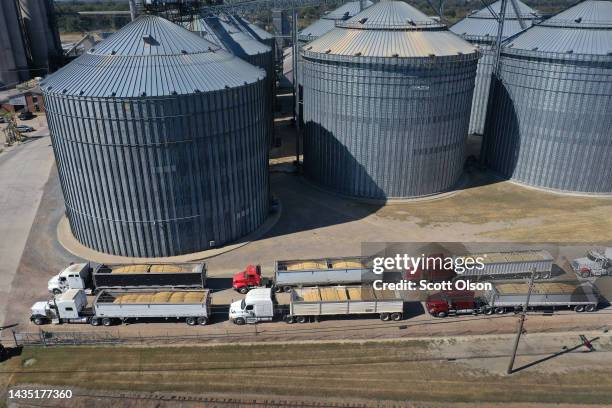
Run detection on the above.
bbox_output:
[0,128,54,326]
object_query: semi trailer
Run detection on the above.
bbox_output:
[426,282,599,317]
[229,285,404,324]
[232,257,377,294]
[454,250,554,280]
[47,262,207,294]
[572,248,612,278]
[30,288,211,326]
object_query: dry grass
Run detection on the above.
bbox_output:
[1,341,611,404]
[376,173,612,242]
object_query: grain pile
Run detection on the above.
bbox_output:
[111,291,208,304]
[331,260,365,269]
[286,261,328,271]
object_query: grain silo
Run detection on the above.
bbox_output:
[450,0,541,135]
[284,1,373,86]
[0,0,29,89]
[19,0,63,76]
[42,15,270,257]
[484,0,612,194]
[301,0,479,199]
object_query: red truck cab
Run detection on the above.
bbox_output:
[425,290,480,318]
[405,254,456,283]
[232,265,263,294]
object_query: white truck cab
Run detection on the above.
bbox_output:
[48,263,91,294]
[229,288,275,325]
[30,289,89,325]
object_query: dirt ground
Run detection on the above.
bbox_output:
[2,332,611,406]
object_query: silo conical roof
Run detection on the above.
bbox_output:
[505,0,612,54]
[304,0,477,58]
[186,15,271,58]
[450,0,541,43]
[298,1,373,41]
[41,14,265,98]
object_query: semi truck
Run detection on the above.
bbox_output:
[47,262,207,295]
[30,288,211,326]
[454,250,554,280]
[229,285,404,324]
[426,282,599,317]
[232,256,377,294]
[405,253,456,283]
[572,248,612,278]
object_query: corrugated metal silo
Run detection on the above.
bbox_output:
[301,0,479,199]
[0,0,29,89]
[450,0,541,135]
[484,0,612,194]
[284,1,373,86]
[19,0,63,75]
[42,15,270,257]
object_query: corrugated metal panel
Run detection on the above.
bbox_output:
[42,15,270,257]
[484,0,612,194]
[450,0,541,135]
[301,0,479,199]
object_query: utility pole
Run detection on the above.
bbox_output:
[507,267,536,374]
[292,7,300,166]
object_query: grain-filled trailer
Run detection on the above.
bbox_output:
[454,250,554,280]
[273,257,377,292]
[92,263,207,290]
[483,282,599,313]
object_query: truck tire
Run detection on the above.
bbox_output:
[233,317,246,325]
[90,318,100,326]
[574,305,585,313]
[391,312,402,321]
[186,317,197,326]
[296,316,308,323]
[238,287,249,294]
[274,286,282,293]
[197,316,208,325]
[484,307,493,315]
[581,271,591,278]
[495,307,506,314]
[380,313,390,321]
[284,316,294,324]
[283,286,293,293]
[33,317,45,325]
[436,311,447,318]
[541,272,551,279]
[585,304,596,312]
[52,289,62,296]
[102,317,113,326]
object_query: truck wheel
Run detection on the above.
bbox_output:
[273,286,282,293]
[436,312,447,318]
[380,313,390,321]
[90,318,100,326]
[186,316,197,326]
[581,271,591,278]
[574,305,585,313]
[391,312,402,321]
[296,316,308,324]
[33,317,45,325]
[585,304,596,312]
[52,289,62,296]
[102,317,113,326]
[197,316,208,325]
[541,272,551,279]
[283,286,293,293]
[495,307,506,314]
[484,307,493,315]
[284,316,294,324]
[233,317,246,325]
[238,287,249,294]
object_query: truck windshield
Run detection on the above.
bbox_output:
[241,299,246,309]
